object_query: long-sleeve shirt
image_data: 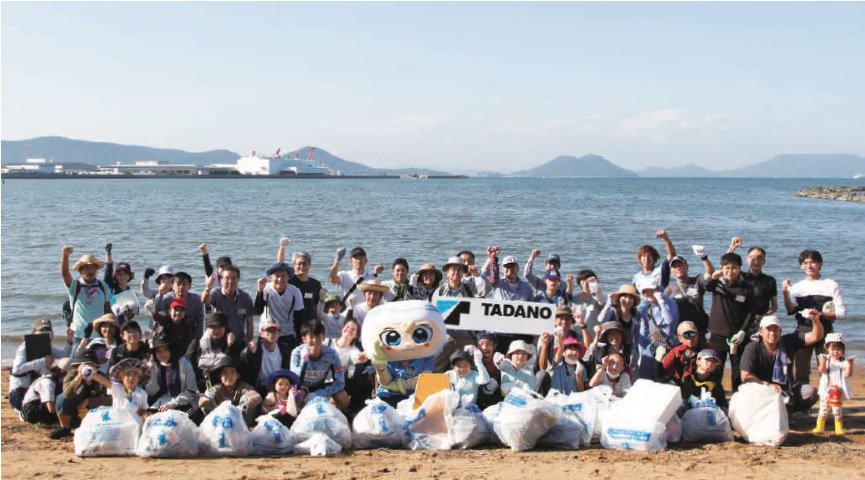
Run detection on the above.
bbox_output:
[10,343,66,392]
[289,344,345,401]
[498,359,536,395]
[145,357,199,408]
[523,257,567,296]
[789,277,846,335]
[705,275,755,338]
[447,357,492,407]
[635,296,679,380]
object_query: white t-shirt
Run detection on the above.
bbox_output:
[260,283,305,335]
[109,382,149,412]
[336,270,374,307]
[23,376,56,405]
[259,345,283,385]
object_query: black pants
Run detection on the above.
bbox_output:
[345,369,375,415]
[709,333,751,393]
[22,400,56,425]
[9,387,27,411]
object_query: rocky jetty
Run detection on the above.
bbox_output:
[796,185,865,203]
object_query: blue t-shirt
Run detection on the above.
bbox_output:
[68,279,111,338]
[375,357,434,398]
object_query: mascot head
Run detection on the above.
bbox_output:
[361,300,446,362]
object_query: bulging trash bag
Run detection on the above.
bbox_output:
[729,383,788,447]
[537,390,585,450]
[600,419,668,452]
[294,432,343,456]
[590,386,616,444]
[666,414,682,444]
[352,398,405,449]
[291,397,352,451]
[75,406,142,457]
[681,399,734,443]
[136,410,199,458]
[251,415,297,455]
[450,404,491,449]
[599,379,681,452]
[198,401,252,457]
[481,403,504,446]
[403,390,459,450]
[492,388,561,451]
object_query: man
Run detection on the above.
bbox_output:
[783,249,846,383]
[663,248,714,337]
[276,239,324,316]
[329,246,375,308]
[203,265,255,345]
[484,247,534,301]
[705,253,755,392]
[60,246,111,349]
[740,313,824,413]
[10,319,66,415]
[290,321,349,410]
[255,262,306,350]
[352,279,389,326]
[383,258,413,302]
[432,256,489,371]
[153,298,195,362]
[240,319,293,396]
[661,321,714,385]
[532,268,569,306]
[524,249,567,296]
[728,236,779,321]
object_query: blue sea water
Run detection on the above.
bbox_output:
[1,176,863,359]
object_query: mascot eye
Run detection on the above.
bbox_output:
[380,329,402,347]
[412,326,433,344]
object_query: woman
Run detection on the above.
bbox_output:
[145,336,199,412]
[324,318,372,415]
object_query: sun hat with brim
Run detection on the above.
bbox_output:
[555,305,573,318]
[415,263,443,285]
[154,265,175,284]
[265,368,300,391]
[610,285,640,303]
[209,355,240,382]
[55,358,72,372]
[506,340,534,359]
[599,321,626,343]
[72,254,104,272]
[150,336,172,351]
[114,262,135,280]
[265,262,294,277]
[69,349,99,367]
[677,321,698,336]
[110,358,149,383]
[696,349,720,362]
[323,294,345,312]
[501,256,519,267]
[358,279,389,294]
[442,256,468,273]
[205,312,229,328]
[824,332,845,346]
[93,313,120,331]
[561,336,587,358]
[759,315,782,330]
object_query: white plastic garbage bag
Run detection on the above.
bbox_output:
[590,386,615,443]
[291,397,352,450]
[538,391,585,450]
[681,399,734,443]
[352,398,405,449]
[600,419,667,452]
[198,401,252,457]
[666,414,682,444]
[729,383,788,446]
[599,381,682,452]
[403,390,459,450]
[481,403,504,446]
[492,388,561,451]
[450,404,491,449]
[294,432,343,456]
[251,415,297,455]
[75,406,142,457]
[136,410,199,458]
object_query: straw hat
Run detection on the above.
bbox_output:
[415,263,443,285]
[610,285,640,303]
[358,279,389,294]
[72,254,104,272]
[93,313,120,331]
[442,256,468,273]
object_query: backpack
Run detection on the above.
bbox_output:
[63,279,110,325]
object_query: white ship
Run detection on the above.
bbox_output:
[236,147,332,176]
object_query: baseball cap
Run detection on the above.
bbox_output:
[670,256,688,267]
[677,321,698,335]
[502,255,518,266]
[546,254,561,265]
[265,262,294,277]
[697,349,720,361]
[350,247,367,258]
[205,312,229,328]
[759,315,782,330]
[544,268,561,281]
[32,318,53,333]
[169,298,188,310]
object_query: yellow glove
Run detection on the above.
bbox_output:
[370,340,389,369]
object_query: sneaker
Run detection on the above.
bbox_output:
[49,427,72,439]
[14,409,25,422]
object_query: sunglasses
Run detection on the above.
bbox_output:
[681,331,698,339]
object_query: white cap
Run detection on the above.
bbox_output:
[759,315,781,330]
[824,332,845,345]
[637,278,659,293]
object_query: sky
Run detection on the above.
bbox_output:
[2,2,864,173]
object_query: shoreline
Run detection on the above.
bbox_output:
[0,173,469,180]
[796,185,865,203]
[2,368,864,478]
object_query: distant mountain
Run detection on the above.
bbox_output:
[1,136,239,166]
[638,163,719,177]
[720,154,865,178]
[513,154,637,177]
[0,136,453,176]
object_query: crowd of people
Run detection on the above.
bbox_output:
[9,231,854,444]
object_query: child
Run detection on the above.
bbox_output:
[190,312,243,388]
[195,355,261,426]
[447,349,492,407]
[289,321,349,410]
[240,319,292,396]
[91,358,150,419]
[679,349,727,410]
[546,337,586,395]
[661,321,714,385]
[473,333,504,409]
[495,340,537,395]
[108,320,150,367]
[318,294,348,339]
[589,352,632,397]
[261,368,302,427]
[21,361,66,425]
[814,333,855,434]
[145,336,199,412]
[154,298,195,361]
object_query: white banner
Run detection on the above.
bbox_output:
[433,297,556,335]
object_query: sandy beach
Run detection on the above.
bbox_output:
[2,368,864,480]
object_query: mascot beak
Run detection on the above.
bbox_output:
[402,321,417,333]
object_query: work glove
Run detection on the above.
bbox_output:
[727,330,746,355]
[655,345,667,362]
[691,245,707,258]
[279,238,291,248]
[492,352,505,366]
[105,243,113,253]
[144,268,156,279]
[370,340,389,368]
[334,248,347,263]
[482,378,499,394]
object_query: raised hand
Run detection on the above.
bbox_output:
[62,245,74,256]
[279,238,291,248]
[530,248,542,259]
[655,229,669,239]
[198,243,209,256]
[257,277,267,292]
[334,247,347,263]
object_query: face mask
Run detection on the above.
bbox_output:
[606,370,621,380]
[564,357,579,366]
